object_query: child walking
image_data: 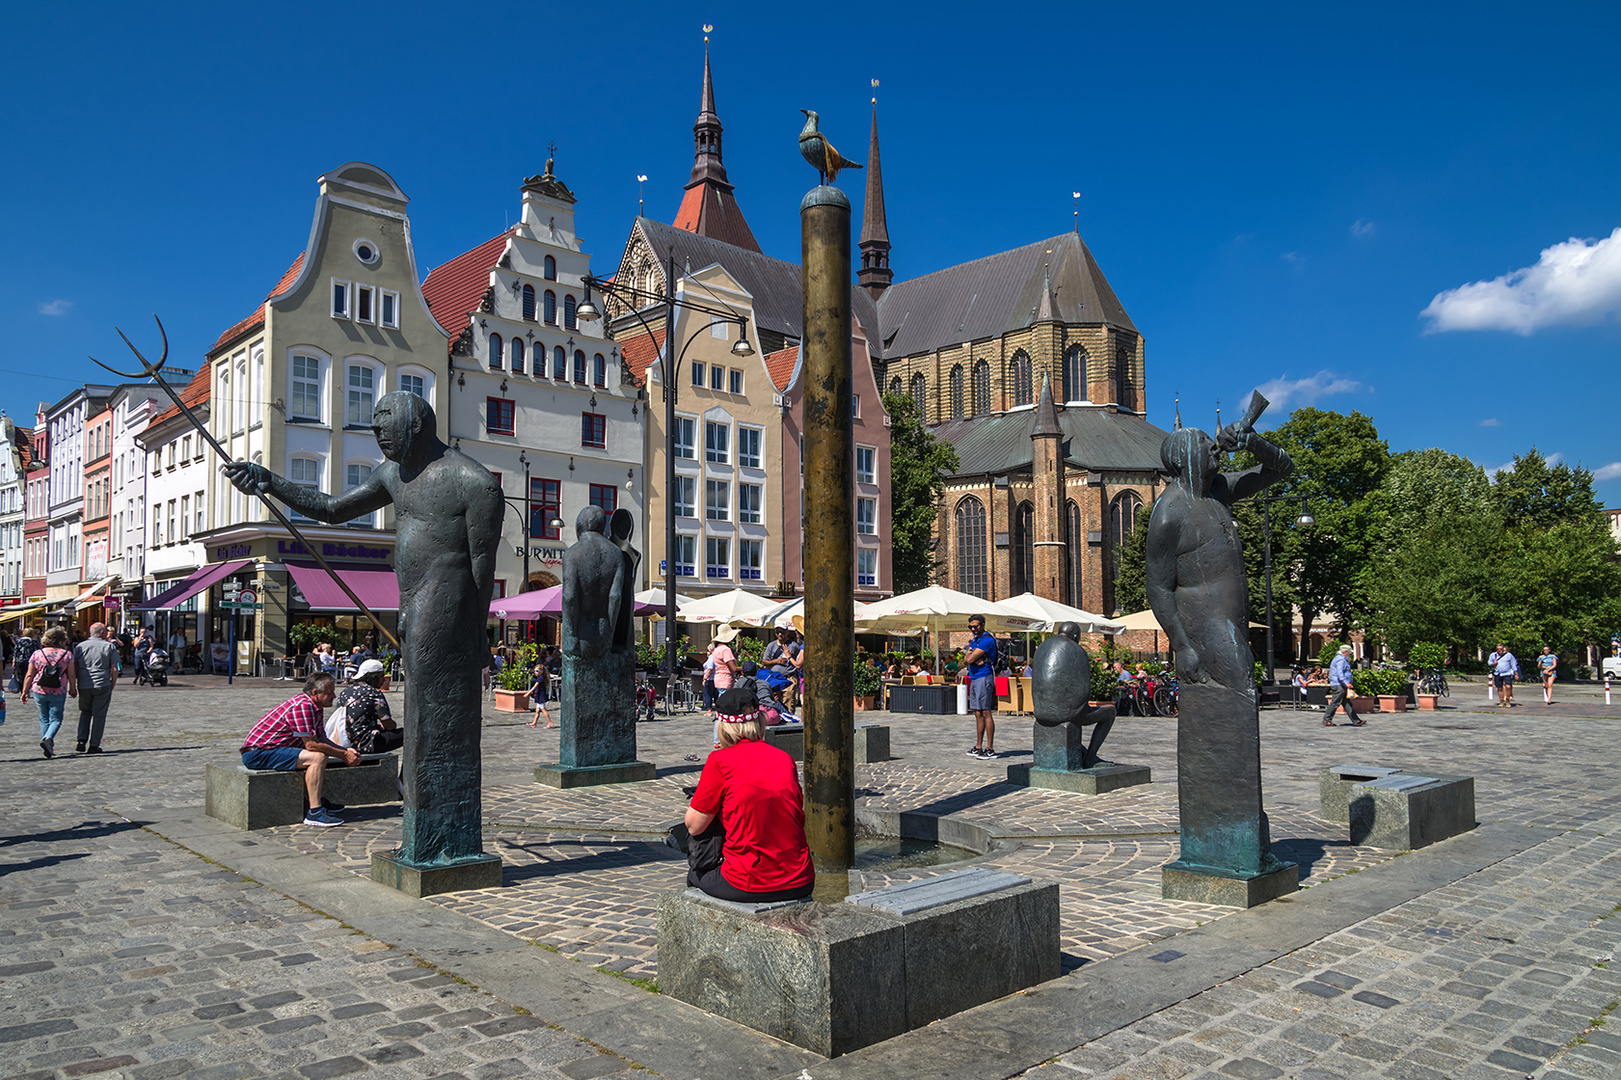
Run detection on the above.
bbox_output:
[527,661,554,728]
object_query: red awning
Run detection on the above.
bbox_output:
[286,563,399,612]
[135,560,253,610]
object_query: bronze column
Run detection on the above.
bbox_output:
[799,186,856,873]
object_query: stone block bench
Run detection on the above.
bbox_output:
[658,866,1058,1057]
[1319,764,1476,850]
[205,755,400,830]
[762,723,889,764]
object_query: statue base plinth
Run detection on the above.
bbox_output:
[1161,860,1298,908]
[371,851,503,898]
[534,761,657,789]
[1005,763,1151,795]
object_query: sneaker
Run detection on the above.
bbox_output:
[85,746,103,755]
[74,742,86,753]
[40,739,52,759]
[979,748,997,759]
[966,746,984,758]
[319,797,345,812]
[302,807,344,827]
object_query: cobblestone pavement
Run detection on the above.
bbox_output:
[2,673,1618,1078]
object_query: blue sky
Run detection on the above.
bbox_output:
[5,2,1618,496]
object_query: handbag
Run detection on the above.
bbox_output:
[323,706,352,749]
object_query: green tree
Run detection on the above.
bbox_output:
[1112,518,1149,615]
[1363,449,1498,655]
[1493,448,1606,529]
[883,391,959,591]
[1234,408,1391,662]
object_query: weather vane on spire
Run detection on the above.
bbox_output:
[703,23,712,40]
[871,77,879,104]
[1073,191,1081,232]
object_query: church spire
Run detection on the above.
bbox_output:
[858,85,893,300]
[672,29,761,252]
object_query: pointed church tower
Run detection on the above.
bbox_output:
[858,96,893,299]
[672,36,762,253]
[1030,371,1068,601]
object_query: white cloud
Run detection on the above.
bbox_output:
[1594,463,1621,481]
[1421,227,1621,334]
[1478,417,1500,427]
[1351,219,1375,237]
[38,299,72,316]
[1255,370,1365,411]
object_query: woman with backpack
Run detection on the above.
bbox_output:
[21,626,77,758]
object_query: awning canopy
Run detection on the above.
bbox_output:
[136,561,252,611]
[490,585,665,620]
[286,563,399,612]
[73,574,121,612]
[0,603,48,624]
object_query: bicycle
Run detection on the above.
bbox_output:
[1152,673,1179,717]
[1415,667,1449,697]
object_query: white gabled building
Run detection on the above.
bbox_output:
[423,157,644,621]
[107,384,173,628]
[0,414,26,605]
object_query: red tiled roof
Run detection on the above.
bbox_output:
[617,327,668,388]
[148,363,212,429]
[673,185,762,254]
[211,253,306,353]
[421,232,509,351]
[764,345,798,392]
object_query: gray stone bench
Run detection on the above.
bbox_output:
[658,866,1058,1056]
[1319,764,1476,850]
[205,755,400,830]
[762,723,889,764]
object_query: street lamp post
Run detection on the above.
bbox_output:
[1235,492,1314,685]
[576,265,754,680]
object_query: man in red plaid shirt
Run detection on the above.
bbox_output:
[240,671,357,826]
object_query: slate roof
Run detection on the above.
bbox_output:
[935,405,1168,477]
[631,218,881,347]
[210,254,305,353]
[421,232,509,348]
[875,231,1135,358]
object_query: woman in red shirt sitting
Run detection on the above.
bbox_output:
[667,686,815,902]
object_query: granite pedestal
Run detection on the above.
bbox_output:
[1319,765,1476,849]
[536,650,656,788]
[658,868,1058,1057]
[764,723,888,764]
[371,851,503,898]
[1005,713,1150,794]
[1161,862,1300,907]
[204,755,400,830]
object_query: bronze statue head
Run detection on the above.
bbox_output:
[1057,621,1082,643]
[372,391,434,463]
[1161,428,1219,493]
[575,504,608,538]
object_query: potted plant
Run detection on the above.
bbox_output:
[1408,641,1446,709]
[1373,667,1410,713]
[853,656,882,710]
[493,643,537,712]
[1350,669,1381,714]
[288,622,337,671]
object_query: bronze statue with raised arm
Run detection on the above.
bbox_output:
[1146,391,1299,905]
[225,392,503,880]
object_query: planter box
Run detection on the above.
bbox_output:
[1415,693,1439,710]
[1376,694,1407,713]
[1351,695,1378,714]
[853,696,876,711]
[493,689,530,712]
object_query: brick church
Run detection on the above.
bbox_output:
[617,44,1167,617]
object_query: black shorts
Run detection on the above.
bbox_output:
[1492,673,1512,689]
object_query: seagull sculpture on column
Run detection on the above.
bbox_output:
[798,109,863,186]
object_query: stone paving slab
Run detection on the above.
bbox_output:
[4,675,1619,1079]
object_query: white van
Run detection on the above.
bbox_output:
[1602,657,1621,680]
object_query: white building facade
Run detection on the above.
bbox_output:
[0,414,25,603]
[107,386,167,621]
[425,160,644,617]
[43,387,110,608]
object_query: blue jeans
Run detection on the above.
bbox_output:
[35,693,66,743]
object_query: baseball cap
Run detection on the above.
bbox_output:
[357,659,387,677]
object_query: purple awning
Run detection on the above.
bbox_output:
[489,585,663,621]
[135,560,253,610]
[285,563,400,612]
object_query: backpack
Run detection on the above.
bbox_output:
[34,649,66,691]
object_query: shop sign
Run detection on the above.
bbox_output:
[277,540,391,560]
[515,544,564,566]
[213,543,254,560]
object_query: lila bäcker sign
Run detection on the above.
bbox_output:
[214,541,392,560]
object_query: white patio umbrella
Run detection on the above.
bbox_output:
[676,588,777,624]
[999,592,1125,635]
[635,587,695,613]
[854,585,1044,673]
[735,595,874,629]
[1114,608,1267,634]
